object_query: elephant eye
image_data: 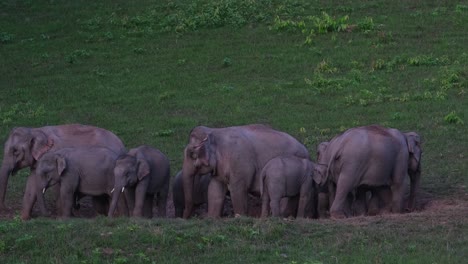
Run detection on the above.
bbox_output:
[190,152,198,160]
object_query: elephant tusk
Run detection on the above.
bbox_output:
[110,188,115,193]
[42,188,46,194]
[121,187,125,193]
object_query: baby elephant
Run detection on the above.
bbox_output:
[109,145,170,218]
[172,170,212,218]
[260,155,325,218]
[35,147,119,219]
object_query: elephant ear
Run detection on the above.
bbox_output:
[137,159,150,181]
[405,132,421,163]
[194,135,212,167]
[56,155,67,176]
[31,130,54,161]
[312,163,328,186]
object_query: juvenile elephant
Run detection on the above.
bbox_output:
[0,124,126,219]
[260,155,326,218]
[35,147,119,219]
[108,145,170,218]
[182,124,309,218]
[317,125,421,218]
[172,170,212,218]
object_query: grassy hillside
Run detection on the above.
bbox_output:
[0,0,467,263]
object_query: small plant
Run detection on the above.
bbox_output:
[154,129,174,137]
[223,57,232,67]
[315,60,338,74]
[444,111,464,125]
[357,17,374,32]
[311,12,349,34]
[0,32,13,43]
[133,47,145,54]
[270,16,306,32]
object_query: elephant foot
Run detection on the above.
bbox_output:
[330,210,347,219]
[21,212,31,221]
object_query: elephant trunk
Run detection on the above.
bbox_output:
[182,166,196,219]
[0,159,14,210]
[108,189,121,217]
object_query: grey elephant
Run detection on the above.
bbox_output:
[260,155,326,218]
[0,124,126,219]
[35,147,120,219]
[108,145,170,218]
[317,125,422,218]
[172,170,212,218]
[181,124,309,218]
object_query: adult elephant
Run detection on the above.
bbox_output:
[316,125,421,218]
[181,124,309,219]
[0,124,126,216]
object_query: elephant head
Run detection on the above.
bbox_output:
[404,132,422,211]
[0,128,54,208]
[108,155,150,217]
[34,152,66,194]
[312,162,328,186]
[182,133,217,218]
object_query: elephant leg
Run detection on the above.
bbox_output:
[408,171,420,211]
[143,195,153,218]
[59,188,74,219]
[390,183,404,213]
[157,189,168,218]
[281,197,298,218]
[367,190,380,216]
[330,180,354,219]
[21,175,38,220]
[377,186,392,214]
[207,179,226,218]
[353,187,368,216]
[92,196,109,215]
[269,193,282,217]
[318,192,330,218]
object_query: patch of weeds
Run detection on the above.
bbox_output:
[407,54,449,66]
[0,32,13,43]
[223,57,232,67]
[270,16,306,32]
[104,31,114,41]
[158,91,175,102]
[177,59,187,66]
[0,102,46,124]
[66,49,91,64]
[357,17,375,32]
[312,12,349,34]
[444,111,464,125]
[455,4,468,13]
[431,7,447,16]
[315,60,338,74]
[133,47,146,54]
[440,69,465,90]
[92,68,106,77]
[153,129,174,137]
[40,33,50,40]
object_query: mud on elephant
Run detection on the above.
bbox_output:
[0,124,125,218]
[317,125,421,218]
[181,124,309,219]
[108,145,170,218]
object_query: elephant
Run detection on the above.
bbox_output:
[181,124,309,218]
[260,155,326,218]
[316,125,422,218]
[0,124,125,218]
[34,147,120,219]
[172,170,212,218]
[108,145,170,218]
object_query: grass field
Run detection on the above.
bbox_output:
[0,0,467,263]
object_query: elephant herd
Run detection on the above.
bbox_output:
[0,123,421,220]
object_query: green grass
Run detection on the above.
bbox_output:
[0,0,467,263]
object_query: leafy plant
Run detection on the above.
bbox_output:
[444,111,464,125]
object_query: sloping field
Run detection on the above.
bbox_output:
[0,0,466,263]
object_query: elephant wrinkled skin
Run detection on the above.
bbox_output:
[181,124,309,219]
[109,145,170,218]
[32,147,120,219]
[0,124,125,217]
[317,125,421,218]
[260,155,326,218]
